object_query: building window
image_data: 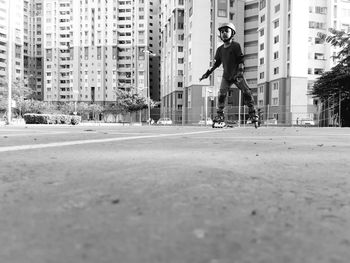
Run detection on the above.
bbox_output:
[218,0,228,17]
[97,47,101,60]
[309,21,326,29]
[314,53,325,60]
[315,37,324,44]
[315,6,327,14]
[274,51,279,59]
[260,14,265,23]
[260,29,264,36]
[273,19,279,28]
[274,67,279,75]
[260,43,264,50]
[314,68,324,75]
[260,72,264,79]
[272,98,279,106]
[260,57,264,65]
[275,4,280,13]
[274,35,279,43]
[260,0,266,10]
[188,87,191,108]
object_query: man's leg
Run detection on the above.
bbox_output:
[234,76,257,120]
[216,78,231,119]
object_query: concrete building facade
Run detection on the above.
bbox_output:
[0,0,24,94]
[159,0,186,123]
[257,0,350,125]
[160,0,350,125]
[31,0,161,117]
[23,0,43,100]
[160,0,260,124]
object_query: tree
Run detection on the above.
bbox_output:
[318,28,350,65]
[312,63,350,100]
[115,89,148,112]
[15,99,58,116]
[88,103,104,120]
[58,102,75,115]
[312,29,350,126]
[0,78,35,116]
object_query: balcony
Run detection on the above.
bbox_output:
[0,61,6,69]
[244,45,258,54]
[244,33,258,43]
[245,8,258,18]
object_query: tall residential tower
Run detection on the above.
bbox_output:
[161,0,260,124]
[40,0,160,113]
[0,0,24,94]
[257,0,350,124]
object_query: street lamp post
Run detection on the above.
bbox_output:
[339,89,342,127]
[73,90,79,115]
[238,90,242,127]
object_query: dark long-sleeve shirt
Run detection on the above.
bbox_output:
[212,41,244,81]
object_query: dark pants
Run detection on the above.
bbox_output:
[217,76,255,116]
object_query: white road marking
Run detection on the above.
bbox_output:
[0,131,72,137]
[0,130,220,153]
[191,134,350,139]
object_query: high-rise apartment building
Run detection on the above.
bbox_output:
[0,0,24,94]
[39,0,160,113]
[3,0,349,126]
[68,0,118,103]
[160,0,186,123]
[161,0,259,124]
[160,0,350,125]
[133,0,161,107]
[257,0,350,124]
[23,0,44,100]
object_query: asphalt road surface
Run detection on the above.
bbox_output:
[0,124,350,263]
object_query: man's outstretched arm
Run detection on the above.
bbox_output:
[200,49,221,81]
[199,61,220,81]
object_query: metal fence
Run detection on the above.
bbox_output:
[102,104,342,127]
[2,99,346,127]
[156,104,321,126]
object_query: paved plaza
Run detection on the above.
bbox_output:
[0,124,350,263]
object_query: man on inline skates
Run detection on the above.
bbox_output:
[200,22,258,127]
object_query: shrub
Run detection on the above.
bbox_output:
[71,115,81,125]
[23,113,81,125]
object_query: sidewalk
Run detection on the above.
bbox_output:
[0,119,145,127]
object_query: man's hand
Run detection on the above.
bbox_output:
[199,70,211,81]
[236,71,244,79]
